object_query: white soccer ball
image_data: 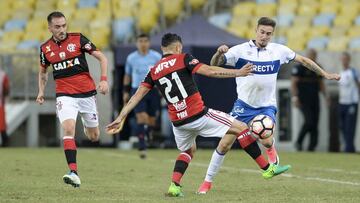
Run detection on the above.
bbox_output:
[250,115,274,139]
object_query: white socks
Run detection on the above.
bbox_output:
[204,149,226,182]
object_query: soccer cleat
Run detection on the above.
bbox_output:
[262,164,291,180]
[63,172,81,188]
[167,182,184,197]
[197,181,212,194]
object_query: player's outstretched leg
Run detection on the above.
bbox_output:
[167,148,194,197]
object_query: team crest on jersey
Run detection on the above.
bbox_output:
[189,59,199,65]
[59,52,66,60]
[45,45,51,53]
[67,43,76,52]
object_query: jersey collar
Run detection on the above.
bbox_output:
[248,40,268,50]
[162,54,173,57]
[52,33,69,45]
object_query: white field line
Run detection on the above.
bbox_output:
[100,151,360,186]
[309,167,360,175]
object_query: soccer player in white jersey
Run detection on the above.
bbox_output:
[197,17,340,194]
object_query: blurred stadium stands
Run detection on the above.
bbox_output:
[1,0,359,52]
[0,0,208,52]
[209,0,360,51]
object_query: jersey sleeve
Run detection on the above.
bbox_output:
[184,54,203,74]
[278,44,296,64]
[224,46,237,67]
[80,34,98,54]
[39,49,50,68]
[140,70,154,89]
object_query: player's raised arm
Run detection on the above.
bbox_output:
[91,50,109,94]
[210,45,229,66]
[196,62,253,78]
[294,54,340,81]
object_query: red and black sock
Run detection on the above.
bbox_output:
[63,136,78,174]
[172,151,192,186]
[237,129,269,170]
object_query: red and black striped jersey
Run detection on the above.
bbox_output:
[141,53,207,126]
[39,33,98,98]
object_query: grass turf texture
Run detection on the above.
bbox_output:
[0,148,359,202]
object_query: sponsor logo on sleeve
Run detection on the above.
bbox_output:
[189,58,199,65]
[84,42,92,51]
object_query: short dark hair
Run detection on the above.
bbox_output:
[257,17,276,28]
[137,33,150,39]
[47,11,65,24]
[161,33,182,47]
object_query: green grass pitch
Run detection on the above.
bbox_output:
[0,148,359,202]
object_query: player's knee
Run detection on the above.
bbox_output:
[217,141,231,154]
[86,128,100,142]
[229,119,248,135]
[185,148,195,158]
[136,113,149,124]
[261,136,274,148]
[89,133,99,142]
[62,123,75,136]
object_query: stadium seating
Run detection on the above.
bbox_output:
[214,0,360,51]
[208,13,232,29]
[349,37,360,51]
[163,0,184,22]
[307,36,329,50]
[0,0,358,52]
[327,37,349,51]
[112,18,135,43]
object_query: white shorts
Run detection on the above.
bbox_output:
[172,108,235,151]
[56,96,99,128]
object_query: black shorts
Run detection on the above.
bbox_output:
[131,88,160,117]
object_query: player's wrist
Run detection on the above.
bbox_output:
[100,76,107,82]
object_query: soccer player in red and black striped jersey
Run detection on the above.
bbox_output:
[106,33,290,197]
[36,11,109,188]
